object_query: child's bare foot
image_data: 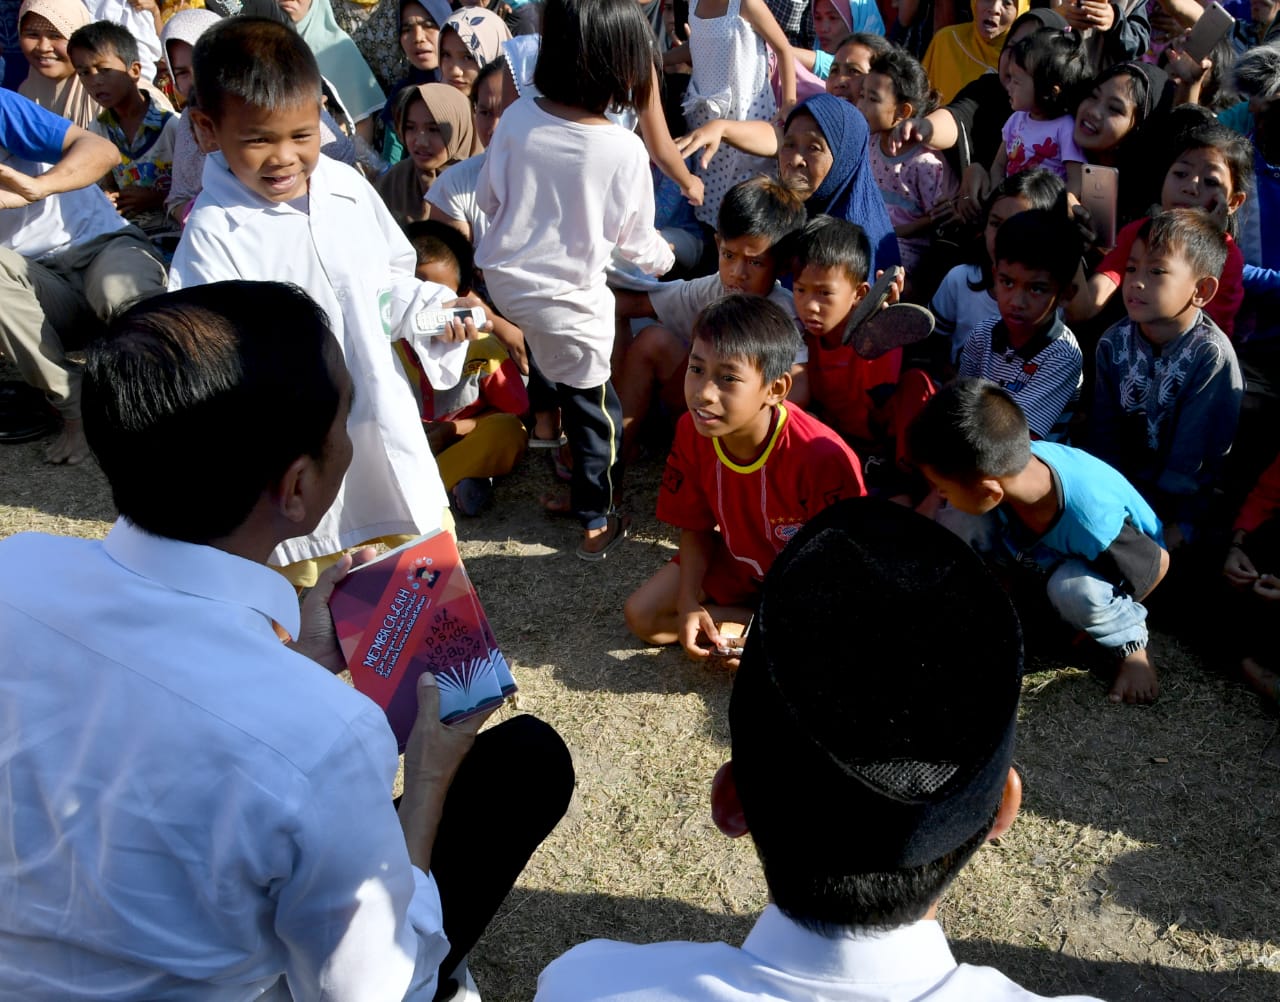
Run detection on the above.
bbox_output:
[1242,657,1280,707]
[1109,648,1159,704]
[530,410,564,447]
[44,418,89,466]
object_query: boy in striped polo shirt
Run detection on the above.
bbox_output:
[959,209,1083,442]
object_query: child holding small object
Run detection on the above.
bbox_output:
[624,295,866,664]
[170,17,479,587]
[476,0,675,561]
[408,221,529,518]
[1093,208,1245,548]
[991,27,1089,185]
[911,378,1169,705]
[1224,450,1280,709]
[68,20,177,234]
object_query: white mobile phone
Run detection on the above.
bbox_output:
[1183,2,1235,62]
[1079,164,1119,250]
[411,305,487,338]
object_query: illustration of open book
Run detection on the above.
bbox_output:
[328,531,516,748]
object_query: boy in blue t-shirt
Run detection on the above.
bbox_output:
[910,378,1170,705]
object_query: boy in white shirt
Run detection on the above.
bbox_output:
[170,16,477,587]
[538,499,1107,1002]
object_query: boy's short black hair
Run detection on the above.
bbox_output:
[792,215,871,286]
[717,175,807,253]
[731,498,1022,932]
[471,55,507,105]
[907,378,1031,482]
[534,0,654,115]
[993,209,1081,290]
[1136,208,1229,282]
[691,294,800,384]
[82,282,342,545]
[193,17,322,122]
[67,21,140,67]
[405,220,475,294]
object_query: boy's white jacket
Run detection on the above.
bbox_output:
[170,153,468,566]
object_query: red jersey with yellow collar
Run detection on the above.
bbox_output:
[657,403,866,593]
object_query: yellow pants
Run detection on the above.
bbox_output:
[276,510,457,590]
[436,412,528,491]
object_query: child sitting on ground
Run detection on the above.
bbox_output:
[170,16,476,588]
[613,175,808,462]
[624,295,866,662]
[407,221,529,517]
[68,20,176,235]
[791,215,933,478]
[911,378,1169,705]
[1093,208,1245,549]
[958,208,1083,442]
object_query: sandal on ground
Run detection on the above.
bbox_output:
[577,514,630,562]
[528,432,568,449]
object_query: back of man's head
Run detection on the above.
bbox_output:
[729,498,1023,933]
[83,281,341,545]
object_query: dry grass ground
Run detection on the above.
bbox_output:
[3,420,1279,1001]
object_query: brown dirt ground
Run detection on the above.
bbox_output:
[2,413,1279,1001]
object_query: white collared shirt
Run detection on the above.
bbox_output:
[0,519,449,1000]
[170,153,467,565]
[535,905,1106,1001]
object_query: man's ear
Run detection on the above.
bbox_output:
[271,454,321,527]
[987,767,1022,842]
[711,762,750,839]
[1192,274,1219,308]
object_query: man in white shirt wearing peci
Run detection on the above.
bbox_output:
[0,282,573,1001]
[535,498,1108,1002]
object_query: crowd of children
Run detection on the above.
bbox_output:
[3,0,1280,993]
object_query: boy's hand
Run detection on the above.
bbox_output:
[289,546,378,671]
[675,121,727,170]
[677,602,722,661]
[115,186,165,215]
[1254,573,1280,600]
[441,294,492,342]
[1224,545,1260,586]
[954,165,990,223]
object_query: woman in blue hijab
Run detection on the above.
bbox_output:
[675,92,900,274]
[782,93,900,274]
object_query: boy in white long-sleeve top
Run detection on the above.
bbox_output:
[171,16,475,586]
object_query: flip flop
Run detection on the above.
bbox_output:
[847,303,936,360]
[528,433,568,449]
[576,513,630,562]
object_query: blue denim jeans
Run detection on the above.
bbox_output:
[936,507,1149,655]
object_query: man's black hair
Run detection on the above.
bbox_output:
[533,0,654,115]
[792,215,872,286]
[907,378,1032,482]
[717,175,807,254]
[193,16,322,121]
[83,282,341,545]
[692,294,800,384]
[67,21,140,67]
[406,219,475,294]
[993,209,1082,291]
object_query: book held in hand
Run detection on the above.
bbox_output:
[328,531,516,748]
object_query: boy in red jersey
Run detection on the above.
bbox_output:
[624,295,866,662]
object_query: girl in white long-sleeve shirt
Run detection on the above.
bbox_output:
[476,0,674,560]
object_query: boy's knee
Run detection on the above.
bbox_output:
[1045,565,1113,629]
